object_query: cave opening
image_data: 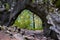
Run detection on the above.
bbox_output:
[13,9,43,30]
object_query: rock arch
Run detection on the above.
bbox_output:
[0,0,58,40]
[0,0,50,36]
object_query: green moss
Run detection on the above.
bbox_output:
[5,3,10,10]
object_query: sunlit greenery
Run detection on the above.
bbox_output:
[13,9,43,30]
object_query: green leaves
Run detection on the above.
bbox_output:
[13,9,43,30]
[55,0,60,8]
[13,10,31,28]
[52,0,60,8]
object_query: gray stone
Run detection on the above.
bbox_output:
[13,33,24,40]
[47,12,60,40]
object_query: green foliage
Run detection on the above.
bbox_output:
[55,0,60,8]
[27,26,43,30]
[52,0,60,8]
[13,10,31,29]
[5,3,10,10]
[13,9,43,30]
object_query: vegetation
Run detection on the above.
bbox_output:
[13,9,42,30]
[0,0,60,40]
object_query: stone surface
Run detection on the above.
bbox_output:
[46,10,60,40]
[0,26,54,40]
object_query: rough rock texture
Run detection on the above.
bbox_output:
[46,9,60,40]
[0,26,54,40]
[0,31,17,40]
